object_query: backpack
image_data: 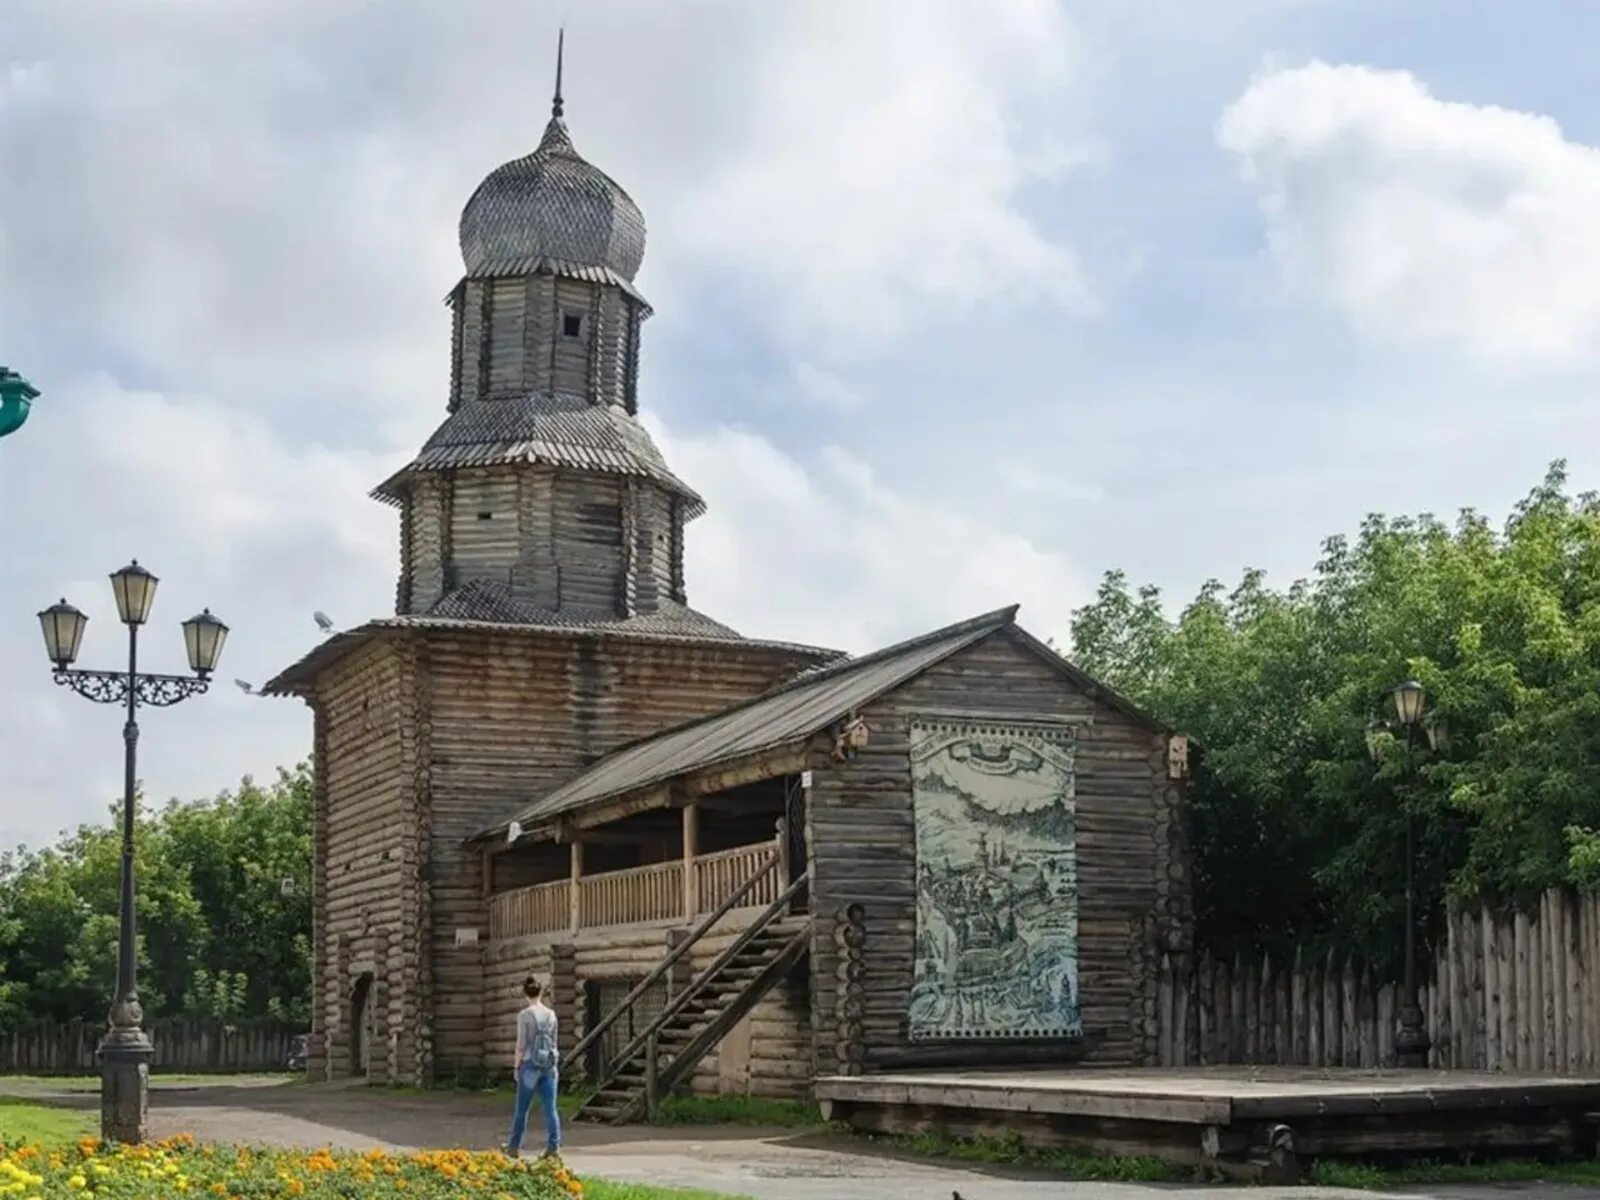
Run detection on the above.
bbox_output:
[528,1008,557,1072]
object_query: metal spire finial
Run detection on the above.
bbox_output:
[552,27,565,120]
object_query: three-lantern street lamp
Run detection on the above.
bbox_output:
[1367,677,1447,1070]
[37,563,227,1144]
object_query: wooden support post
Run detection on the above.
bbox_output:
[645,1030,660,1121]
[775,816,789,887]
[569,842,584,934]
[682,803,699,920]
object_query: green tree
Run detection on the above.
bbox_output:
[0,765,312,1026]
[1070,464,1600,971]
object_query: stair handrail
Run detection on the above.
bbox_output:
[579,869,809,1110]
[651,870,808,1035]
[566,846,779,1075]
[652,927,810,1100]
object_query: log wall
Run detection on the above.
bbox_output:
[402,628,827,1079]
[807,627,1188,1076]
[399,464,687,625]
[482,909,810,1097]
[446,270,644,411]
[308,637,424,1084]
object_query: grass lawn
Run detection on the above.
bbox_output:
[0,1096,95,1144]
[859,1126,1600,1188]
[1311,1157,1600,1188]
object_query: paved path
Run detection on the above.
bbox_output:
[5,1080,1592,1200]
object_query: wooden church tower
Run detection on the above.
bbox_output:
[265,48,834,1084]
[376,41,703,630]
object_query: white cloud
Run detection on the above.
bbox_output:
[1218,61,1600,362]
[0,0,1105,847]
[0,375,396,846]
[647,416,1083,652]
[664,0,1091,354]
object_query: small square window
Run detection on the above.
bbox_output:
[562,312,584,338]
[476,511,494,521]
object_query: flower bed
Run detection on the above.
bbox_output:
[0,1137,584,1199]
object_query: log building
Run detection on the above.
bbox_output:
[267,62,1192,1115]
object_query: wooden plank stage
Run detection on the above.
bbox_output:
[815,1066,1600,1181]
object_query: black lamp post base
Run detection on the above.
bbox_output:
[98,1032,153,1144]
[1394,1009,1431,1070]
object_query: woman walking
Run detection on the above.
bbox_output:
[506,975,561,1158]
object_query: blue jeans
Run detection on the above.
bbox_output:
[508,1061,560,1155]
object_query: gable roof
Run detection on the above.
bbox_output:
[481,604,1092,841]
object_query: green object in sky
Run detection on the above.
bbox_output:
[0,366,40,438]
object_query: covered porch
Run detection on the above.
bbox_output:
[483,763,808,941]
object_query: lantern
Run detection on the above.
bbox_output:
[110,561,159,627]
[181,609,228,677]
[1388,678,1426,728]
[37,600,88,668]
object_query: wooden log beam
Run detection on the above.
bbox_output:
[569,842,583,934]
[682,803,699,920]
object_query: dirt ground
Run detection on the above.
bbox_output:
[2,1078,1593,1200]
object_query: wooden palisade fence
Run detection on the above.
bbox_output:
[0,1017,300,1075]
[1158,889,1600,1072]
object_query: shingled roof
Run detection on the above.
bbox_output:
[372,392,703,509]
[260,605,836,697]
[478,606,1025,842]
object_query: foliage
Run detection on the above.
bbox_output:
[1309,1156,1600,1188]
[1070,464,1600,969]
[0,766,312,1026]
[0,1138,583,1200]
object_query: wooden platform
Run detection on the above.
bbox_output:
[815,1066,1600,1180]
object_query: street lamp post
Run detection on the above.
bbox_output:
[37,563,227,1143]
[1371,677,1432,1069]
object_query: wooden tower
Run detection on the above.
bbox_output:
[266,54,835,1084]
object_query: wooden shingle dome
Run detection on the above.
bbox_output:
[458,104,646,284]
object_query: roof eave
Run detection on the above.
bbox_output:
[480,605,1021,839]
[368,456,704,516]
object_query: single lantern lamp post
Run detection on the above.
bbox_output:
[1367,678,1438,1069]
[38,563,227,1142]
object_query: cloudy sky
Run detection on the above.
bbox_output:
[2,0,1595,847]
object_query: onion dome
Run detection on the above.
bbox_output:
[458,35,646,282]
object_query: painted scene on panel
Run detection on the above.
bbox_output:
[909,718,1082,1041]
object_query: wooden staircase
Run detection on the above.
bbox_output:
[566,862,809,1125]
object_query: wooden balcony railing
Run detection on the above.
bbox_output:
[488,878,571,940]
[489,839,783,941]
[580,860,684,929]
[696,843,781,912]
